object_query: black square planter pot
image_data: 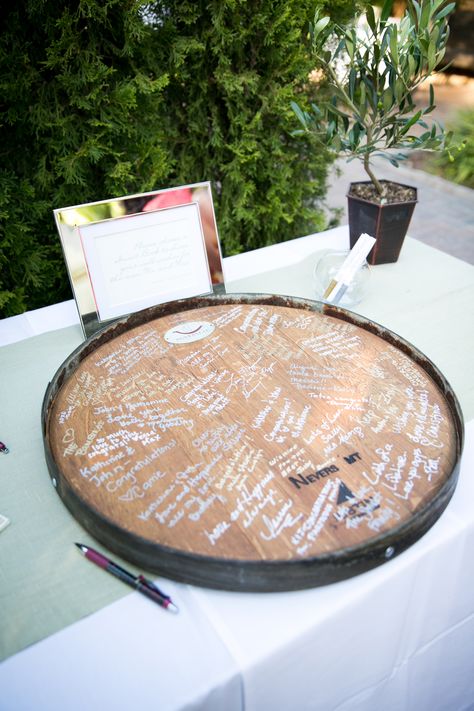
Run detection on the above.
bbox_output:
[347,181,418,265]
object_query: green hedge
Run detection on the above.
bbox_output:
[0,0,356,317]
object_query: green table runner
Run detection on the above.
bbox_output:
[0,325,134,660]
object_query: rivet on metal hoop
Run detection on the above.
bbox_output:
[385,546,395,559]
[52,478,57,488]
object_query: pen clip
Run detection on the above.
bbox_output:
[137,574,171,601]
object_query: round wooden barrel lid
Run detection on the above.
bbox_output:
[42,294,463,591]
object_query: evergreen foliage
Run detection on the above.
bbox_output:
[1,0,355,317]
[0,0,170,316]
[145,0,349,256]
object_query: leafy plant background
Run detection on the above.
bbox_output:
[0,0,357,317]
[430,108,474,188]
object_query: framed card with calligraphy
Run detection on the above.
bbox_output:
[54,182,224,338]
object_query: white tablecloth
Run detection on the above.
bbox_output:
[1,225,474,710]
[0,227,348,347]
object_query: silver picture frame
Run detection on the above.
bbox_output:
[54,182,225,338]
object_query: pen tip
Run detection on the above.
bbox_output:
[166,602,179,614]
[74,542,86,553]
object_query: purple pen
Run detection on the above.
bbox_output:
[0,441,9,454]
[75,543,178,613]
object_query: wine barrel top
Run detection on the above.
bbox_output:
[43,294,463,591]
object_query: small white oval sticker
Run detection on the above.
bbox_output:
[164,320,215,344]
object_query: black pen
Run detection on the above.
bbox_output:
[75,543,178,613]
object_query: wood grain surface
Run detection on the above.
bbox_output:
[43,295,463,590]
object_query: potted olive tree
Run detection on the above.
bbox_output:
[292,0,455,264]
